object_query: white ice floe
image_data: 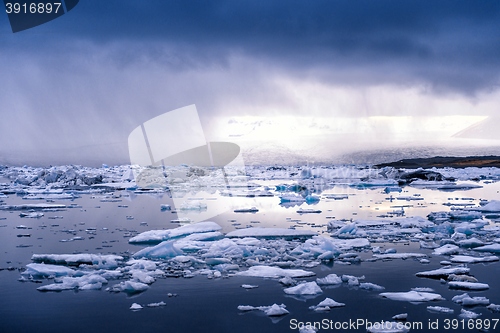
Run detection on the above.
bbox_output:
[309,297,345,311]
[238,303,289,316]
[109,280,149,293]
[392,313,407,320]
[432,244,459,256]
[458,238,485,248]
[129,221,222,243]
[241,284,258,289]
[427,306,454,314]
[37,274,107,291]
[474,243,500,253]
[316,274,342,285]
[226,227,317,239]
[415,267,470,278]
[487,304,500,312]
[374,253,427,260]
[130,303,143,310]
[296,208,322,214]
[0,203,66,210]
[448,281,489,290]
[360,282,385,291]
[23,263,75,277]
[31,254,123,268]
[459,309,481,319]
[467,200,500,212]
[133,240,183,259]
[450,255,499,264]
[380,291,444,302]
[236,265,315,278]
[147,301,166,307]
[452,293,489,306]
[284,281,322,295]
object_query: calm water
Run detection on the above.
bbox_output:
[1,179,500,333]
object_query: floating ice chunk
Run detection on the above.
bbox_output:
[342,274,362,286]
[20,212,44,218]
[415,267,470,278]
[265,303,289,316]
[296,208,322,214]
[374,253,427,260]
[0,203,66,210]
[452,293,489,306]
[126,259,158,271]
[279,276,297,286]
[234,207,259,213]
[284,281,322,295]
[226,227,317,239]
[202,238,248,258]
[299,327,317,333]
[360,283,385,291]
[392,313,407,320]
[236,265,315,278]
[380,291,444,302]
[241,284,258,289]
[458,238,485,248]
[450,255,499,264]
[147,301,166,307]
[238,303,289,316]
[37,274,107,291]
[160,204,171,211]
[459,309,481,319]
[427,306,454,314]
[110,280,149,293]
[130,303,143,310]
[447,274,478,282]
[333,223,357,237]
[487,304,500,312]
[280,194,305,203]
[448,281,489,290]
[366,321,409,333]
[316,274,342,285]
[31,254,123,268]
[433,244,459,256]
[23,263,75,277]
[411,287,434,292]
[133,240,183,259]
[467,200,500,212]
[474,243,500,253]
[129,221,222,244]
[309,297,345,311]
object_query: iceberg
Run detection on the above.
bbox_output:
[448,281,489,290]
[309,297,345,311]
[133,240,183,259]
[37,274,107,292]
[236,265,315,278]
[23,263,75,277]
[427,306,454,314]
[380,291,444,302]
[450,255,499,264]
[284,281,322,295]
[128,221,222,244]
[415,267,470,278]
[31,254,123,267]
[474,243,500,253]
[316,274,342,285]
[452,293,489,306]
[238,303,289,316]
[432,244,459,256]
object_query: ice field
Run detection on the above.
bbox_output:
[2,163,500,332]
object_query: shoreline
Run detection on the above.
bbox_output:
[375,155,500,169]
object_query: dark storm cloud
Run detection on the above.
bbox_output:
[6,0,498,94]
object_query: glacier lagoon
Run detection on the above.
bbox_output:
[1,164,500,332]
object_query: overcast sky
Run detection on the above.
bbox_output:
[1,1,499,166]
